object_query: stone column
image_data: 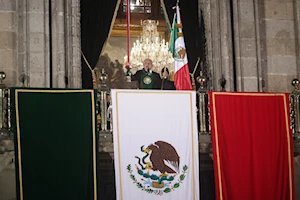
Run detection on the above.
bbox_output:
[66,0,81,88]
[198,0,212,89]
[0,0,17,86]
[220,0,234,91]
[199,0,234,91]
[43,0,81,88]
[17,0,28,86]
[51,0,66,88]
[232,0,263,92]
[16,0,81,88]
[17,0,50,87]
[49,0,81,88]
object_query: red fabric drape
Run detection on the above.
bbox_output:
[209,92,295,200]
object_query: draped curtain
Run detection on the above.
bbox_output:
[209,92,295,200]
[11,89,97,200]
[81,0,120,88]
[81,0,202,88]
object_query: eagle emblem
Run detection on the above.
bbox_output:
[127,140,188,195]
[143,76,152,85]
[174,46,186,61]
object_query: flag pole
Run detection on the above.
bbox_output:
[170,0,192,90]
[163,4,177,90]
[125,0,132,80]
[164,3,177,89]
[126,0,130,64]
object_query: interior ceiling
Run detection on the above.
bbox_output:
[112,0,168,39]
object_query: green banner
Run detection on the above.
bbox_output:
[141,73,153,89]
[11,88,98,200]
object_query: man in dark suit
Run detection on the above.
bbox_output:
[131,58,161,89]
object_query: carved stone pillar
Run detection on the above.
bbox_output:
[17,0,50,87]
[16,0,81,88]
[0,1,17,87]
[232,0,264,92]
[68,0,82,88]
[50,0,81,88]
[199,0,234,91]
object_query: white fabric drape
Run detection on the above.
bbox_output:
[112,90,200,200]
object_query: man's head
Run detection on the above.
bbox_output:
[143,58,153,71]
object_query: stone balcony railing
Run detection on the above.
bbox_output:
[0,71,300,199]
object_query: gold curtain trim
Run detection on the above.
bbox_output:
[100,0,122,56]
[176,23,182,29]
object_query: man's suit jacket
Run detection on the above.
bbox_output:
[132,69,162,89]
[161,79,176,90]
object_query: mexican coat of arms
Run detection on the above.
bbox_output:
[127,140,188,195]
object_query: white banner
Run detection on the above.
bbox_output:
[112,89,200,200]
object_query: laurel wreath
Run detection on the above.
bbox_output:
[127,164,188,195]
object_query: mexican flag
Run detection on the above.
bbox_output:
[112,89,200,200]
[169,5,192,90]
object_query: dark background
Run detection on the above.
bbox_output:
[80,0,206,89]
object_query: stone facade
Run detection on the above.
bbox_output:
[0,0,300,198]
[200,0,299,92]
[0,0,17,86]
[0,0,298,91]
[0,0,81,88]
[262,0,298,92]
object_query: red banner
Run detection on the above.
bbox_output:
[209,92,295,200]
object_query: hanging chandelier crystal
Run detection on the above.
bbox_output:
[124,19,174,74]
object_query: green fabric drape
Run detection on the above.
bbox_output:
[11,88,98,200]
[81,0,120,89]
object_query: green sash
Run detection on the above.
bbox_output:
[141,73,153,89]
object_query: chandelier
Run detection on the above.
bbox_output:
[124,20,174,75]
